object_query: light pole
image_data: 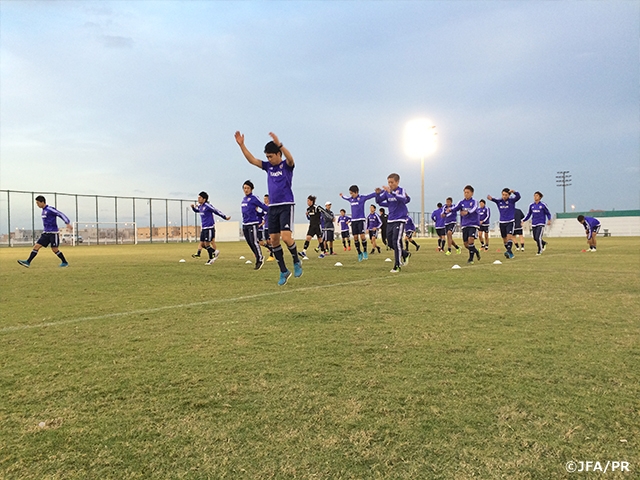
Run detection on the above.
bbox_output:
[556,171,572,213]
[404,118,438,237]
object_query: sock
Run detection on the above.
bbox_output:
[405,240,409,251]
[342,240,346,248]
[55,250,67,263]
[506,241,513,253]
[377,246,381,253]
[448,247,452,252]
[468,245,475,261]
[410,240,418,247]
[27,249,38,263]
[515,243,520,248]
[453,242,459,249]
[206,246,215,259]
[330,247,334,254]
[287,242,300,264]
[273,245,287,272]
[196,248,202,256]
[348,239,351,246]
[362,240,367,252]
[354,240,361,254]
[303,240,310,250]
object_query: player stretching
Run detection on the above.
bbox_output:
[18,195,72,268]
[577,215,601,252]
[442,197,462,255]
[487,188,521,259]
[404,215,420,251]
[340,186,376,261]
[447,185,481,265]
[477,199,491,251]
[191,191,230,265]
[366,204,382,254]
[300,195,323,259]
[338,209,351,251]
[241,180,270,270]
[375,173,411,273]
[522,191,551,255]
[235,131,302,285]
[431,203,446,252]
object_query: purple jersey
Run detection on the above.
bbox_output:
[405,215,416,233]
[431,207,445,228]
[489,191,521,223]
[523,202,551,226]
[367,212,382,230]
[261,160,294,206]
[241,194,269,225]
[338,214,351,232]
[192,202,227,229]
[583,216,600,232]
[477,206,490,225]
[257,208,267,230]
[41,205,71,233]
[340,192,376,221]
[449,198,479,227]
[443,204,457,225]
[375,187,410,222]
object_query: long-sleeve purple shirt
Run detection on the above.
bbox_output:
[523,202,551,227]
[431,207,445,228]
[241,194,269,225]
[405,215,416,232]
[375,187,410,222]
[449,198,479,227]
[489,191,521,223]
[477,206,491,225]
[41,205,71,233]
[341,192,377,221]
[192,202,227,229]
[367,213,382,230]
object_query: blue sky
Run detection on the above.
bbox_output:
[1,0,638,223]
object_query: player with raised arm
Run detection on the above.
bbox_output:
[375,173,411,273]
[447,185,481,265]
[190,191,230,265]
[241,180,270,270]
[340,185,377,262]
[441,197,462,255]
[487,188,521,259]
[235,131,302,285]
[18,195,72,268]
[522,191,552,255]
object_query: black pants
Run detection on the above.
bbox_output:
[243,224,264,262]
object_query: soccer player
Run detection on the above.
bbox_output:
[340,185,377,261]
[523,191,552,255]
[514,208,525,251]
[300,195,323,259]
[258,194,274,262]
[577,214,601,252]
[366,204,382,254]
[404,215,420,251]
[431,203,446,252]
[441,197,462,255]
[235,131,302,285]
[17,195,72,268]
[338,209,352,251]
[375,173,411,273]
[379,208,389,249]
[241,180,270,270]
[190,191,230,265]
[487,188,521,259]
[477,199,491,251]
[318,201,336,257]
[447,185,481,265]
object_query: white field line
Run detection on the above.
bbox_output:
[0,249,608,333]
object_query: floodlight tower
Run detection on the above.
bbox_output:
[404,119,438,237]
[556,171,572,213]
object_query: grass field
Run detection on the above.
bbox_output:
[1,237,638,479]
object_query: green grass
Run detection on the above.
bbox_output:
[1,237,638,479]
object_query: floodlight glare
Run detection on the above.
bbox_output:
[403,118,437,159]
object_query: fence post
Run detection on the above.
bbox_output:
[149,199,153,244]
[115,197,119,245]
[95,196,99,245]
[31,192,36,244]
[165,199,168,243]
[132,197,136,243]
[7,190,11,247]
[180,200,184,243]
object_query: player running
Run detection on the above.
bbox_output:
[522,191,552,255]
[190,191,231,265]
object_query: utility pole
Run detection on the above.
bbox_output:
[556,171,571,213]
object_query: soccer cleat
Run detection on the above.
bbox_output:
[278,270,292,286]
[348,246,351,251]
[191,253,201,258]
[542,243,547,251]
[402,252,411,266]
[254,260,264,270]
[330,252,337,255]
[298,251,308,259]
[467,259,474,264]
[357,253,363,262]
[515,246,520,251]
[294,261,303,278]
[415,244,421,251]
[266,256,275,262]
[363,251,369,260]
[390,267,401,273]
[343,247,347,251]
[456,248,462,255]
[484,245,489,251]
[536,252,542,256]
[504,251,510,259]
[59,262,69,268]
[314,247,320,253]
[318,253,325,258]
[213,250,220,259]
[589,248,597,252]
[521,247,525,252]
[205,259,215,265]
[508,251,515,259]
[475,249,481,261]
[17,260,30,268]
[445,250,452,256]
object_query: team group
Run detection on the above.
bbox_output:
[17,132,604,285]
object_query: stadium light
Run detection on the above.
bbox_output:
[403,118,438,237]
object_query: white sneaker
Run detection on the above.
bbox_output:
[205,259,215,265]
[213,250,220,259]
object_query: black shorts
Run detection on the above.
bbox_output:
[405,231,415,239]
[268,204,294,235]
[513,228,523,235]
[306,225,322,238]
[341,230,350,239]
[37,232,60,248]
[479,225,489,233]
[351,220,365,235]
[499,221,515,238]
[200,228,215,242]
[436,227,446,237]
[368,229,378,239]
[323,229,335,242]
[587,225,601,240]
[462,226,478,242]
[445,223,456,233]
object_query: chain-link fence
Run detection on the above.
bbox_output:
[0,190,203,247]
